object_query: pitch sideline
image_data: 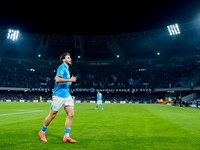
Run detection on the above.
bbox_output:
[0,110,43,116]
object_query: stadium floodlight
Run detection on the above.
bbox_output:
[7,29,19,41]
[167,24,180,36]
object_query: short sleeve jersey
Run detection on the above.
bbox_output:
[97,92,102,101]
[53,63,70,98]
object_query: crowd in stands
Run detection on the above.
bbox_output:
[0,91,164,103]
[0,91,51,101]
[0,58,198,89]
[74,61,197,89]
[0,57,199,102]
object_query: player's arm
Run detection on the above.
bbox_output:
[55,76,76,83]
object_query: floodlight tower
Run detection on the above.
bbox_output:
[167,24,180,39]
[7,29,19,41]
[0,29,20,57]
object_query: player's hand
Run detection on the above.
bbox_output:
[70,76,76,82]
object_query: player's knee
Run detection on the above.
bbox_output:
[50,112,57,119]
[52,114,56,119]
[68,112,74,118]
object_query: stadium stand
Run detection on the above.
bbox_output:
[0,57,199,104]
[0,58,197,89]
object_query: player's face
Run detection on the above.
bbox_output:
[63,55,72,66]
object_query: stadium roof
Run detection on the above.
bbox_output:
[0,1,200,35]
[1,1,200,61]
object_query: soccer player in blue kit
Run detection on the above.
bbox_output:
[38,52,77,143]
[95,91,103,110]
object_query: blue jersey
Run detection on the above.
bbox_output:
[97,92,102,101]
[53,63,70,98]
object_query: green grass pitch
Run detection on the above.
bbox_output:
[1,102,200,150]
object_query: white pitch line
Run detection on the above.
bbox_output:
[0,110,43,116]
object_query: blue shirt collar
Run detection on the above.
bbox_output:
[62,63,69,69]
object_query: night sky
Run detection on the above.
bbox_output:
[0,1,200,35]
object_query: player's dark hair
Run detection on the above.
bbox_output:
[60,52,70,63]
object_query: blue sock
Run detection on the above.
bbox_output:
[42,125,47,132]
[65,128,71,134]
[65,128,71,137]
[101,104,103,108]
[96,104,98,108]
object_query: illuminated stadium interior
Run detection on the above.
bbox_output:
[1,1,200,103]
[2,2,200,149]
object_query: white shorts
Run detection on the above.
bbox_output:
[51,96,74,111]
[97,100,102,105]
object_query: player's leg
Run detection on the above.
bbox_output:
[62,96,76,143]
[38,110,58,142]
[101,104,103,110]
[38,96,62,142]
[95,100,99,109]
[63,105,76,143]
[64,106,74,130]
[95,104,98,109]
[44,110,58,127]
[99,101,103,110]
